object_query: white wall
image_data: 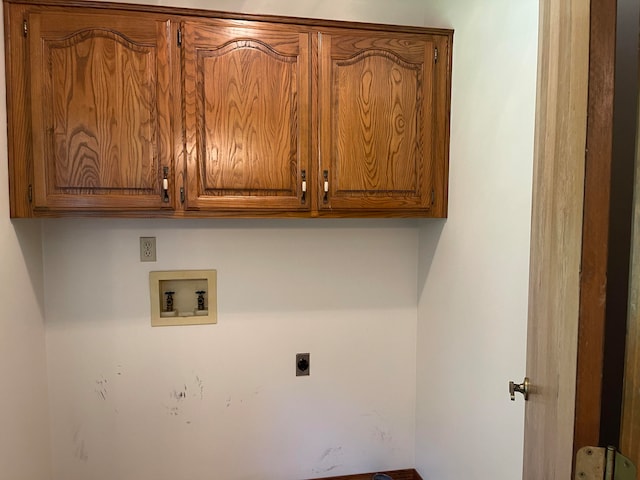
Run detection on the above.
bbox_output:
[38,2,446,479]
[0,8,52,478]
[0,223,51,480]
[0,199,52,480]
[43,218,419,480]
[416,1,538,479]
[0,0,538,479]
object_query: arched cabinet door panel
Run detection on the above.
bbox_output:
[318,30,450,216]
[28,8,174,212]
[182,19,312,212]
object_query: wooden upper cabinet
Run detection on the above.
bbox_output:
[27,8,174,211]
[182,20,311,212]
[4,0,451,218]
[318,30,449,216]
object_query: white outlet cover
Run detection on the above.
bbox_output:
[140,237,156,262]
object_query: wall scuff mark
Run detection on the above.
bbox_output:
[72,429,89,462]
[312,446,344,474]
[95,376,108,401]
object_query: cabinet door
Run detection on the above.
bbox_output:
[28,9,174,211]
[182,20,311,212]
[319,31,443,214]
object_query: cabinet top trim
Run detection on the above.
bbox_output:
[4,0,454,37]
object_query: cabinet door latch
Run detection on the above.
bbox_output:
[323,170,329,203]
[162,167,169,203]
[301,170,306,204]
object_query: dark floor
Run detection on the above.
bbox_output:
[306,468,422,480]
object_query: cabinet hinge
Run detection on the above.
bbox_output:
[22,19,27,37]
[28,184,32,203]
[180,186,185,203]
[434,46,438,64]
[575,446,636,480]
[431,188,435,205]
[177,28,182,46]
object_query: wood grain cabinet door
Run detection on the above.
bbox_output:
[182,20,311,212]
[27,9,174,212]
[319,30,449,216]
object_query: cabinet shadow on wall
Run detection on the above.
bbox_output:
[417,219,446,296]
[12,218,46,319]
[38,217,447,323]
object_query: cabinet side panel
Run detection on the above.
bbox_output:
[431,33,452,218]
[4,2,33,217]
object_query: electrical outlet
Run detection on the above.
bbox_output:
[140,237,156,262]
[296,353,310,376]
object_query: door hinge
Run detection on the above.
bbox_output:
[22,19,27,37]
[434,46,438,64]
[28,184,32,203]
[177,28,182,46]
[575,446,636,480]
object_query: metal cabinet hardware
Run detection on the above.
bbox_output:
[323,170,329,203]
[301,170,306,204]
[162,167,169,203]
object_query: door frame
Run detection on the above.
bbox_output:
[574,0,637,457]
[573,0,617,455]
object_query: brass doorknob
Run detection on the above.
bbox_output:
[509,377,530,401]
